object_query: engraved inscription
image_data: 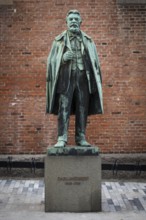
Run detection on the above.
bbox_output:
[58,177,89,181]
[57,176,89,186]
[65,182,72,185]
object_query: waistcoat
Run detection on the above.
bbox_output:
[69,35,85,71]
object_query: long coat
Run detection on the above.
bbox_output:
[46,30,103,115]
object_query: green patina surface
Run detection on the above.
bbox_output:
[47,146,99,156]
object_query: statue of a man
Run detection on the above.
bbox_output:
[46,10,103,148]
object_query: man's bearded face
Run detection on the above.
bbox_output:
[66,13,81,33]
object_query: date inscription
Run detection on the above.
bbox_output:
[57,176,89,186]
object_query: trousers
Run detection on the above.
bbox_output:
[57,69,89,143]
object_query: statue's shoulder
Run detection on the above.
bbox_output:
[55,31,67,41]
[81,31,92,41]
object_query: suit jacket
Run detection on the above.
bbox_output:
[46,30,103,115]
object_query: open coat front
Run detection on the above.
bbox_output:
[46,30,103,115]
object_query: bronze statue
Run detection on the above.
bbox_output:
[46,10,103,147]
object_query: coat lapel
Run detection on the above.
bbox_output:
[65,32,72,52]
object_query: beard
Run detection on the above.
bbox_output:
[69,24,80,33]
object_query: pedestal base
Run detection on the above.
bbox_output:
[45,146,101,212]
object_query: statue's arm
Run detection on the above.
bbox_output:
[92,41,102,83]
[46,41,57,82]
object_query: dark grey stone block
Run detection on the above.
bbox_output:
[117,0,146,4]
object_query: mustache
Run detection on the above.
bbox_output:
[70,23,79,27]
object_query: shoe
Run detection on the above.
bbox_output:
[54,140,66,148]
[76,140,91,147]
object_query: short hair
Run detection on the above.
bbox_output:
[66,10,82,23]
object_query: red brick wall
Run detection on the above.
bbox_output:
[0,0,146,154]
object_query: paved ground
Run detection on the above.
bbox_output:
[0,179,146,220]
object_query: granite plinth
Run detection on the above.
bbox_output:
[45,146,101,212]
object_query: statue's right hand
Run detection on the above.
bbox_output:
[63,51,74,62]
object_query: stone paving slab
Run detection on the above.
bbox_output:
[0,210,146,220]
[0,179,146,213]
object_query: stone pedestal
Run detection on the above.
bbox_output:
[45,146,101,212]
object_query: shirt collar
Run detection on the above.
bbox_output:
[67,30,82,42]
